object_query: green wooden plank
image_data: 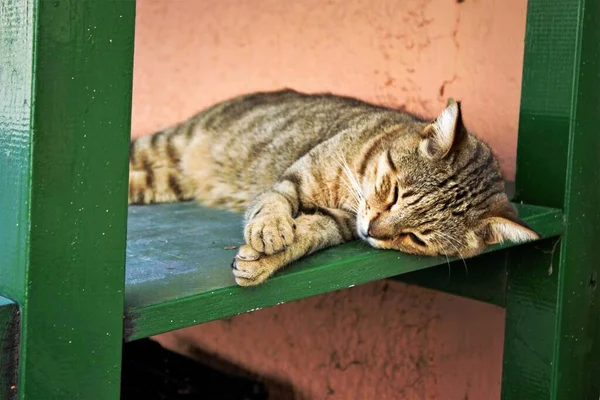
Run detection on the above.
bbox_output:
[513,2,576,209]
[0,1,135,398]
[394,250,508,307]
[0,0,35,311]
[0,297,19,400]
[502,240,560,399]
[124,202,562,341]
[502,0,600,398]
[549,0,600,395]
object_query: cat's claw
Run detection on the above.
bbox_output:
[244,214,295,255]
[235,245,261,261]
[232,245,275,286]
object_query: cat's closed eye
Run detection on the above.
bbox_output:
[399,232,427,247]
[408,232,427,247]
[386,184,399,211]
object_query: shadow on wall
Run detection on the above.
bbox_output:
[182,341,303,400]
[154,280,505,400]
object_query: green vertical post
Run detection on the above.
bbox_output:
[502,0,600,399]
[0,1,135,398]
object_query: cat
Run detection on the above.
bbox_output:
[128,89,539,286]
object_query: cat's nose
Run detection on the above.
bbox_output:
[366,214,380,237]
[367,223,374,237]
[367,217,393,240]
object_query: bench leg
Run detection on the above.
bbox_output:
[501,0,600,398]
[501,242,559,398]
[0,1,136,398]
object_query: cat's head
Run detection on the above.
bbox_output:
[356,100,539,258]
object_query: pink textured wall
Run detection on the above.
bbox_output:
[132,1,527,398]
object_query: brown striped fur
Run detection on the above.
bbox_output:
[129,89,539,286]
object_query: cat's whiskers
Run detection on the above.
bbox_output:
[331,181,360,214]
[337,154,364,202]
[334,154,364,211]
[430,235,452,276]
[333,175,360,211]
[339,178,360,207]
[436,231,469,275]
[343,171,363,204]
[438,231,463,249]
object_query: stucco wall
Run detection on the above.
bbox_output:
[131,1,527,398]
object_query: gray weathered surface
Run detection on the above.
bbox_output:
[124,201,562,341]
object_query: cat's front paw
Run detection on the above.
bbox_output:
[232,245,280,286]
[244,214,295,255]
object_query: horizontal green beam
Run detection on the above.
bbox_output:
[124,202,562,341]
[395,249,508,307]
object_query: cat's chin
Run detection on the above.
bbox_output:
[365,237,446,257]
[356,228,369,242]
[365,237,388,249]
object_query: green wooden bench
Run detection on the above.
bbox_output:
[0,0,598,398]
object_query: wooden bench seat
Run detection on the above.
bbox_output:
[124,201,562,341]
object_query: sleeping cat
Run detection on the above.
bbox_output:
[128,89,539,286]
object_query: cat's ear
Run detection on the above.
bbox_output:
[419,100,464,160]
[478,204,540,245]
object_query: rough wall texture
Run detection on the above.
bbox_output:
[132,0,527,398]
[156,282,505,399]
[132,0,526,178]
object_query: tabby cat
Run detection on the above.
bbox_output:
[128,89,539,286]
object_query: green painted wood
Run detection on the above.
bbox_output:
[0,1,135,398]
[0,0,35,311]
[124,202,562,341]
[0,297,19,400]
[502,241,560,399]
[502,0,600,398]
[394,250,508,307]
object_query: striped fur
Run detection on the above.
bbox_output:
[129,89,539,286]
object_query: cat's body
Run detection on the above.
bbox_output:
[129,89,538,286]
[129,89,417,210]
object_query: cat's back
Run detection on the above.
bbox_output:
[181,89,418,209]
[196,89,416,156]
[197,89,389,135]
[193,89,405,169]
